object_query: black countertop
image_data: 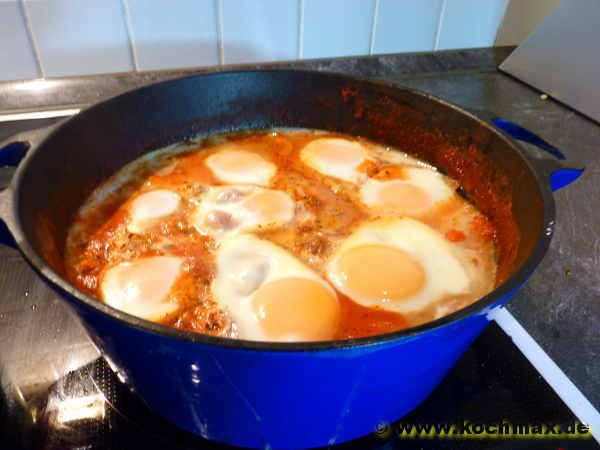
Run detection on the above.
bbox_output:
[0,47,598,410]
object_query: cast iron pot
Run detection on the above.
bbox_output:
[0,70,582,449]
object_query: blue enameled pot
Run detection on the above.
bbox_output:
[0,71,581,448]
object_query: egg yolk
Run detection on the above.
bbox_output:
[252,278,339,341]
[206,149,275,185]
[375,182,431,214]
[337,244,425,302]
[243,190,293,221]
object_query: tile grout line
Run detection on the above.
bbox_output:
[368,0,380,55]
[297,0,305,59]
[215,0,225,65]
[493,308,600,443]
[433,0,447,51]
[19,0,45,78]
[121,0,140,72]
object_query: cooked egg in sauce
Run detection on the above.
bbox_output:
[66,130,497,342]
[100,256,183,320]
[205,144,277,186]
[213,234,339,341]
[127,189,181,233]
[360,166,457,217]
[327,218,473,316]
[192,185,296,239]
[300,137,369,183]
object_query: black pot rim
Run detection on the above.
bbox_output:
[6,69,556,352]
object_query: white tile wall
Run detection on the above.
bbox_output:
[24,0,133,77]
[1,0,521,82]
[303,0,376,59]
[222,0,298,64]
[374,0,443,54]
[126,0,219,70]
[0,1,39,81]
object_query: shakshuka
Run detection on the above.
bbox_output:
[65,130,497,342]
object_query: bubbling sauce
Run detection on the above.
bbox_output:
[65,130,497,342]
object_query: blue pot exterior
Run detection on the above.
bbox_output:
[58,287,515,449]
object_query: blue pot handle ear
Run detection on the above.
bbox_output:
[492,118,584,192]
[0,124,59,248]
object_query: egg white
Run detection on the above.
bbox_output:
[372,146,436,169]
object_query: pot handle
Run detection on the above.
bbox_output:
[0,124,60,247]
[492,118,584,192]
